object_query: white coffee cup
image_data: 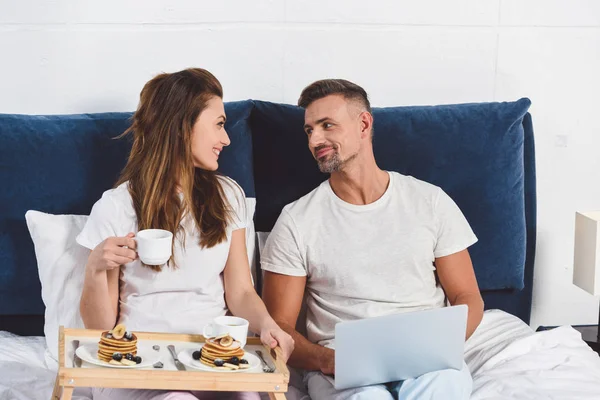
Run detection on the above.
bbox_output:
[136,229,173,265]
[203,316,249,348]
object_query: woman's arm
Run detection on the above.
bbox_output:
[223,229,294,359]
[79,233,137,330]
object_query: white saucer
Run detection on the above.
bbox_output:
[75,344,160,369]
[178,347,262,373]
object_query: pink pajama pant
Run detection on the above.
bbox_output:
[84,388,261,400]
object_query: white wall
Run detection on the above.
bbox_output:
[1,0,599,329]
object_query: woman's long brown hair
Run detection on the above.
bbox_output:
[116,68,232,270]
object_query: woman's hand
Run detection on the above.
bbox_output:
[259,321,295,362]
[87,233,137,273]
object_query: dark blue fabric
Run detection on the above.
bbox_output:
[0,112,132,315]
[250,99,532,293]
[249,101,328,231]
[0,100,255,316]
[218,101,256,197]
[481,112,536,323]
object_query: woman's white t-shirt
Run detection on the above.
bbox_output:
[76,176,247,334]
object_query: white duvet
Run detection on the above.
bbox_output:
[1,310,600,400]
[466,311,600,399]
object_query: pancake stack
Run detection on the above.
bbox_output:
[199,334,248,370]
[97,324,138,364]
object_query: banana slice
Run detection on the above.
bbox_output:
[223,362,239,370]
[219,336,233,347]
[111,324,126,340]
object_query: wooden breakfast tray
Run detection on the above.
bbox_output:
[52,327,289,400]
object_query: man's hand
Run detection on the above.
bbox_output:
[319,347,335,376]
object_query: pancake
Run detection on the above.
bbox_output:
[196,334,247,370]
[97,324,139,364]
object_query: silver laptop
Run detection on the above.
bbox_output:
[334,305,468,390]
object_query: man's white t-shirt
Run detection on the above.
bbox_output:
[76,176,247,334]
[261,171,477,349]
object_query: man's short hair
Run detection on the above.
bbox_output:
[297,79,371,113]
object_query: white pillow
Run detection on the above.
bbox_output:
[257,231,271,255]
[25,211,88,362]
[26,200,257,362]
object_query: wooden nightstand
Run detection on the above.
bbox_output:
[537,325,600,355]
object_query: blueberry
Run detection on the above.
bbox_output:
[124,332,133,340]
[112,353,122,361]
[229,356,239,365]
[239,359,249,364]
[134,356,142,364]
[214,359,224,367]
[192,351,201,360]
[125,353,134,361]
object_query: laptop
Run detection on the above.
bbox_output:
[334,304,468,390]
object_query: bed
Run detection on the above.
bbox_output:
[2,310,600,399]
[2,99,600,399]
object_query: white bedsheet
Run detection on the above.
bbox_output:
[1,311,600,400]
[0,331,56,400]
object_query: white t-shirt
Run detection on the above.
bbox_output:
[261,171,477,348]
[76,176,247,334]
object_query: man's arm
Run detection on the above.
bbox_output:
[435,249,484,339]
[262,271,335,375]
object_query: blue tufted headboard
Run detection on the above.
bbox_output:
[0,99,536,335]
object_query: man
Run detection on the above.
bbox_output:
[261,79,484,400]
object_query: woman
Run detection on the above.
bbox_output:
[77,68,294,400]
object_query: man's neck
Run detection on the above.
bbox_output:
[329,161,390,206]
